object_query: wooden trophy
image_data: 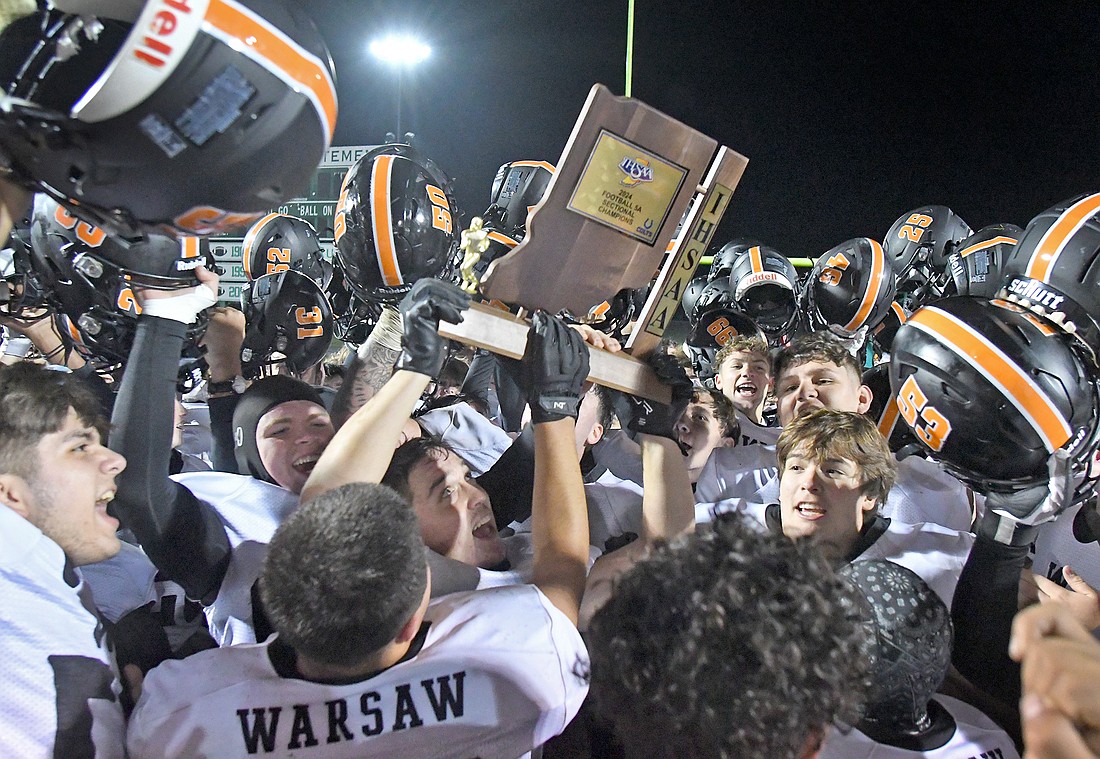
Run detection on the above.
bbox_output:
[438,84,749,402]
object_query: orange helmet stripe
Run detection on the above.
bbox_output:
[242,212,284,280]
[843,239,886,333]
[486,231,518,248]
[890,300,907,323]
[957,235,1017,258]
[179,236,202,259]
[877,392,901,439]
[1025,192,1100,282]
[909,305,1072,452]
[204,0,337,144]
[508,160,556,173]
[748,245,764,274]
[370,155,403,287]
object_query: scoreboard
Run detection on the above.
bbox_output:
[211,145,376,304]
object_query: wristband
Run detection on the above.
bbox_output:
[140,284,218,324]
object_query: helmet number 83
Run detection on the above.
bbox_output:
[896,374,952,451]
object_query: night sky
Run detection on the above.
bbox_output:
[303,0,1100,260]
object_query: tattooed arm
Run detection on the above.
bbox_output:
[330,305,402,428]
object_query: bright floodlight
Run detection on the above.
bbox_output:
[370,35,431,66]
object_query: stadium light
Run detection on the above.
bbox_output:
[369,35,431,66]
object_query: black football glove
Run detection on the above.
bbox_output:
[978,448,1079,545]
[624,351,693,440]
[395,279,470,377]
[522,312,589,424]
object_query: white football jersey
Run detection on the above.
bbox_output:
[695,448,973,532]
[584,468,645,551]
[1032,502,1100,589]
[733,409,781,446]
[854,520,974,608]
[171,472,300,646]
[0,506,125,759]
[819,694,1019,758]
[80,540,159,624]
[127,586,588,759]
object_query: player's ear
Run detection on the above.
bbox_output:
[718,437,736,448]
[856,384,873,415]
[0,474,34,519]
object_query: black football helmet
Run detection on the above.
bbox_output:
[997,193,1100,365]
[322,260,367,344]
[242,213,327,284]
[883,205,972,306]
[862,363,921,456]
[0,0,336,238]
[240,269,334,378]
[570,287,643,341]
[690,278,738,326]
[685,306,766,387]
[889,296,1100,496]
[805,237,897,337]
[333,144,460,304]
[30,194,212,294]
[948,224,1022,299]
[708,237,762,283]
[681,274,710,322]
[487,160,555,236]
[871,300,910,354]
[727,244,800,341]
[27,194,211,368]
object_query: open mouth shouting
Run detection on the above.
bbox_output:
[292,454,321,474]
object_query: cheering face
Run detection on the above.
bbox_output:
[406,448,506,569]
[256,400,335,494]
[675,399,734,482]
[715,350,771,420]
[779,445,877,559]
[16,409,126,566]
[775,360,872,427]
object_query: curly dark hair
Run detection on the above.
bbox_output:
[585,514,868,759]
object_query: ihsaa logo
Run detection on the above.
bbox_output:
[619,157,653,187]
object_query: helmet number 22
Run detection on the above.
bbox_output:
[896,375,952,451]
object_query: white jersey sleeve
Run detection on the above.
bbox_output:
[1032,502,1100,589]
[79,540,159,623]
[694,444,779,523]
[0,507,125,759]
[170,472,300,646]
[127,585,589,759]
[885,457,974,533]
[171,471,300,548]
[857,520,975,608]
[584,469,644,551]
[415,402,513,477]
[818,694,1019,758]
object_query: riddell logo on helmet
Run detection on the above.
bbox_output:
[133,0,196,68]
[1006,277,1065,311]
[742,271,782,289]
